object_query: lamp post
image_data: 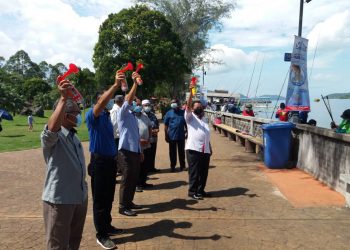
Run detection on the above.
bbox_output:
[298,0,312,37]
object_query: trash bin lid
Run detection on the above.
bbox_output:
[261,122,296,130]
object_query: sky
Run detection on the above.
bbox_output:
[0,0,349,98]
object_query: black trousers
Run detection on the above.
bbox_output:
[186,150,210,195]
[88,154,116,239]
[149,142,157,170]
[169,140,185,169]
[118,149,140,208]
[137,147,151,186]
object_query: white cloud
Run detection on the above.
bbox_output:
[203,44,259,74]
[0,0,134,69]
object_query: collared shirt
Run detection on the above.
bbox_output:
[41,125,88,204]
[135,112,152,151]
[86,108,116,157]
[110,103,121,139]
[117,101,141,153]
[145,111,159,143]
[185,110,211,154]
[164,108,186,140]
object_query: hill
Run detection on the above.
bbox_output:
[259,95,286,100]
[326,93,350,99]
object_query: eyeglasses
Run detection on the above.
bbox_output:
[66,110,81,115]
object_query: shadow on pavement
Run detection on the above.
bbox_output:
[114,219,222,244]
[209,187,258,198]
[137,198,219,214]
[152,180,188,190]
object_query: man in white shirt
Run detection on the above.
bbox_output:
[110,95,124,150]
[185,85,212,200]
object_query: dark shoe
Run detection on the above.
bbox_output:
[97,236,116,249]
[119,208,137,216]
[196,193,203,199]
[130,203,143,209]
[142,183,154,188]
[135,186,143,192]
[188,194,202,200]
[170,168,176,172]
[108,226,124,235]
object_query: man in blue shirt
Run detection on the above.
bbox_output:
[86,71,127,250]
[164,99,187,172]
[117,74,144,217]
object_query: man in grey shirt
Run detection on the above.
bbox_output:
[41,79,88,250]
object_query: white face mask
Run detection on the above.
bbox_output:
[105,99,114,110]
[171,103,178,109]
[144,106,151,113]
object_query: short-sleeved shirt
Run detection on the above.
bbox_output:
[117,101,141,153]
[276,109,289,121]
[164,108,186,141]
[135,113,152,151]
[86,108,116,157]
[184,110,211,154]
[41,125,88,204]
[28,115,33,124]
[110,104,121,139]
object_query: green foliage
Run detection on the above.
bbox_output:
[4,50,44,79]
[93,5,189,98]
[137,0,235,69]
[23,78,52,102]
[71,67,98,107]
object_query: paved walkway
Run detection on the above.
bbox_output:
[0,124,350,249]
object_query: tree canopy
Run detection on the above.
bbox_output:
[93,5,189,98]
[137,0,235,69]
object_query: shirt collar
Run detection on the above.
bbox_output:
[61,126,77,137]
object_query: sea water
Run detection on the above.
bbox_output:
[254,99,350,128]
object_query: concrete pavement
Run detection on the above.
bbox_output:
[0,123,349,249]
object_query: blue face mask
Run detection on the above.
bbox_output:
[105,99,114,110]
[134,106,142,113]
[75,114,82,127]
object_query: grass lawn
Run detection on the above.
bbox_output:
[0,110,90,153]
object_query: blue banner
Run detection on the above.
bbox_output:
[286,36,310,111]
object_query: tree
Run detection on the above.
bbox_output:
[137,0,235,69]
[39,61,65,86]
[93,5,189,97]
[4,50,44,79]
[71,67,98,107]
[0,56,5,68]
[23,78,52,103]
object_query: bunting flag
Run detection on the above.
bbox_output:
[286,36,310,111]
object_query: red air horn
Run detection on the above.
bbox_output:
[118,62,134,91]
[57,63,83,103]
[135,63,144,85]
[190,77,197,96]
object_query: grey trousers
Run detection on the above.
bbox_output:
[43,199,88,250]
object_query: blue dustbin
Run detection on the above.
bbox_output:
[261,122,296,169]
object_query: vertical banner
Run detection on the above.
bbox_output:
[286,36,310,111]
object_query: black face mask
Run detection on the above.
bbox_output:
[193,108,204,117]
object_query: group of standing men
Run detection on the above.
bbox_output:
[40,69,212,249]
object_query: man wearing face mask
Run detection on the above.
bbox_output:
[142,99,160,173]
[41,79,87,249]
[133,99,153,192]
[185,85,212,200]
[164,99,187,172]
[86,71,125,249]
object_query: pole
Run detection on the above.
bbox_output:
[202,65,205,86]
[298,0,304,37]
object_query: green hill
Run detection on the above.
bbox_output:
[326,93,350,99]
